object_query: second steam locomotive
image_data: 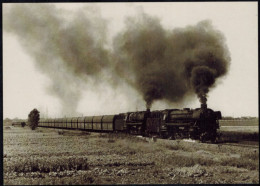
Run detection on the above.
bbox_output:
[38,103,222,142]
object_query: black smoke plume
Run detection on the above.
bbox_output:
[3,4,112,116]
[113,13,230,108]
[4,5,230,113]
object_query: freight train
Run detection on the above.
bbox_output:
[37,103,222,142]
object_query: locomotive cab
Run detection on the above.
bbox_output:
[146,111,167,136]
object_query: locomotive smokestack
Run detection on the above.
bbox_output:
[200,93,207,111]
[201,103,207,110]
[146,108,151,118]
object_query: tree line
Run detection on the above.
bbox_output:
[4,108,40,130]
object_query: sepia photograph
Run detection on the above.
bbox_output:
[3,2,258,184]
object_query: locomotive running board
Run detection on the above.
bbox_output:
[166,123,192,126]
[126,122,143,125]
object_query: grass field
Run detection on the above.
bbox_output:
[3,126,259,184]
[220,126,258,132]
[218,120,258,142]
[219,119,259,126]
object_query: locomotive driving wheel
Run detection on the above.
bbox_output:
[160,131,168,139]
[210,137,217,143]
[199,132,207,143]
[211,131,221,143]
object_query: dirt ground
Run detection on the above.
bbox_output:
[3,126,259,184]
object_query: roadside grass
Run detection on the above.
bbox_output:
[115,139,157,154]
[35,129,44,133]
[4,173,96,185]
[163,152,258,170]
[98,134,259,171]
[100,133,148,143]
[163,141,193,152]
[106,135,158,155]
[242,150,259,161]
[4,156,88,173]
[57,130,64,135]
[163,154,215,167]
[220,157,258,170]
[220,131,259,142]
[57,130,91,136]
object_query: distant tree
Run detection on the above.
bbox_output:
[21,122,26,127]
[28,109,40,130]
[3,118,12,126]
[4,118,11,122]
[13,117,19,120]
[222,116,235,120]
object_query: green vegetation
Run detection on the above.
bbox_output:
[222,116,258,120]
[3,118,12,126]
[4,156,88,173]
[3,126,259,184]
[28,109,40,130]
[219,119,259,126]
[220,131,259,142]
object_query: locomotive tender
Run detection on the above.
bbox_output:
[38,104,222,142]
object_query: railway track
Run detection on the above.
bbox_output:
[154,136,259,149]
[37,126,260,149]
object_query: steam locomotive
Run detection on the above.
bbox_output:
[37,104,222,142]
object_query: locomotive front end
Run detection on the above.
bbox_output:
[193,103,222,142]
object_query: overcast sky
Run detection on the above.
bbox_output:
[3,2,258,119]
